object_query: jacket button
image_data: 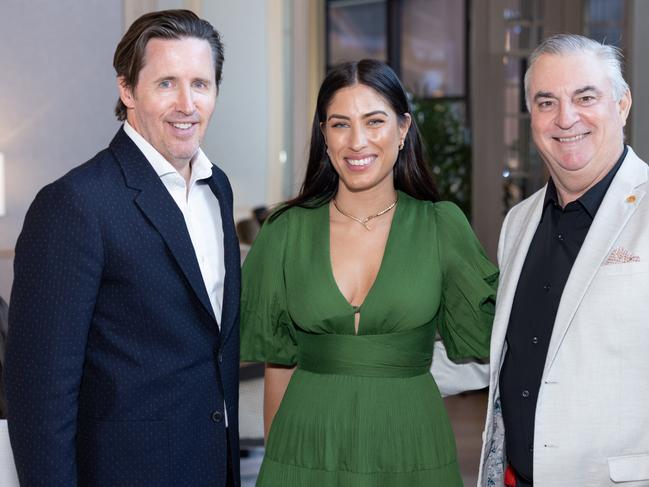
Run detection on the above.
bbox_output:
[218,351,223,363]
[211,410,223,423]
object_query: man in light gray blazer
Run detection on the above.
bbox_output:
[479,34,649,486]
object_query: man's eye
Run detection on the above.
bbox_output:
[580,95,596,104]
[159,80,172,88]
[537,100,553,110]
[193,81,207,89]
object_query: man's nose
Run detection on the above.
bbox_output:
[176,85,196,115]
[556,102,579,129]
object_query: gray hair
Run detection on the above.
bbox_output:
[524,34,629,111]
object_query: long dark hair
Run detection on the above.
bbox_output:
[272,59,439,220]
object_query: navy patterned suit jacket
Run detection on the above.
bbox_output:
[5,127,241,486]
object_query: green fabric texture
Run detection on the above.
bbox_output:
[296,321,436,378]
[240,191,497,486]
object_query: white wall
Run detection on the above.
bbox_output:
[0,0,122,299]
[202,0,314,219]
[201,0,272,219]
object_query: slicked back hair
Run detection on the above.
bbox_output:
[524,33,629,112]
[113,9,224,121]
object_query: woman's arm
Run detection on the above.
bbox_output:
[263,363,296,441]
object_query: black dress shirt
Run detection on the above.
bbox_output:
[499,146,627,482]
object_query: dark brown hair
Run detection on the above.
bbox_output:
[272,59,438,220]
[113,9,224,121]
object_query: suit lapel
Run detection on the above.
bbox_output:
[207,169,240,345]
[109,128,217,323]
[490,188,546,386]
[484,190,546,478]
[543,149,648,375]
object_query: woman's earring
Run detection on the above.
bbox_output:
[398,141,404,151]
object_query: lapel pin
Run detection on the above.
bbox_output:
[626,195,637,204]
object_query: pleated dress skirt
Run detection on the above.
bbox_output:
[255,324,464,487]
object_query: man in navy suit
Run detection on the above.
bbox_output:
[5,10,240,486]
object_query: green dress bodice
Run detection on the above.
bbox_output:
[241,192,497,486]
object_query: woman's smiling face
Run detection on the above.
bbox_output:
[322,84,410,194]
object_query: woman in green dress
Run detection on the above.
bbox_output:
[241,59,497,486]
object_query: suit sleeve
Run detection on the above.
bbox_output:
[5,179,103,486]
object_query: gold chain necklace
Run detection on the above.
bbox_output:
[332,195,398,231]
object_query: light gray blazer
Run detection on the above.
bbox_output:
[478,147,649,486]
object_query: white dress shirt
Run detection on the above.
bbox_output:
[123,121,226,324]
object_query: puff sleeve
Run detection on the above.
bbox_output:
[435,202,498,360]
[240,213,297,365]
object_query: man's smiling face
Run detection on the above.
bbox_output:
[529,52,631,190]
[118,37,217,168]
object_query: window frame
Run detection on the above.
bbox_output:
[325,0,471,108]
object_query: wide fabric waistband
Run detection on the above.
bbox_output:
[295,323,435,378]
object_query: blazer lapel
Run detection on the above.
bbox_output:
[207,169,240,344]
[543,148,648,375]
[491,188,547,383]
[109,128,217,323]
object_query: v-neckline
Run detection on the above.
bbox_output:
[323,191,403,335]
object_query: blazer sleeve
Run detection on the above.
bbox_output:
[5,179,103,486]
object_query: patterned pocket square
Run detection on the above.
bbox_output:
[604,247,641,265]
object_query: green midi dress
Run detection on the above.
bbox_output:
[240,192,498,486]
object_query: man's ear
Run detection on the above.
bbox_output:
[618,89,632,127]
[117,76,136,110]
